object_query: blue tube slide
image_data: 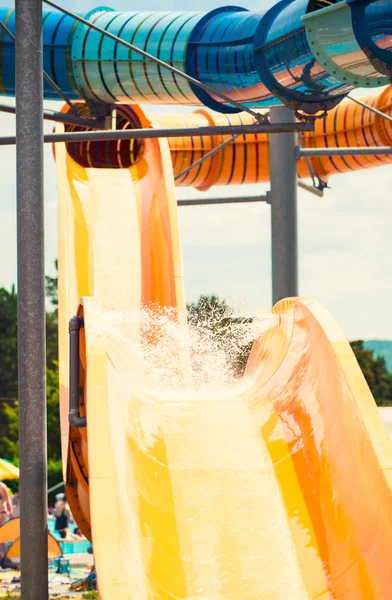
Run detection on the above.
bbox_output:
[0,0,390,114]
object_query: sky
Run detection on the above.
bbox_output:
[0,0,391,341]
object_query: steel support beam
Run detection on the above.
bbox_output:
[300,146,392,157]
[177,195,268,206]
[269,106,298,304]
[16,2,48,599]
[0,121,314,146]
[0,101,104,129]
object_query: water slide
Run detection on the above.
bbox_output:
[54,92,392,598]
[2,0,392,597]
[0,0,391,112]
[63,85,392,185]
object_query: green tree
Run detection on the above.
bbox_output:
[350,340,392,406]
[45,259,58,308]
[0,286,18,399]
[47,364,61,461]
[187,295,252,378]
[0,279,61,466]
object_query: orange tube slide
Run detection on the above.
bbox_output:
[151,86,392,190]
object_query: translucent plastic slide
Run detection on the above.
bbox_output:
[56,103,392,599]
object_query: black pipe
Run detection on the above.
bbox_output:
[69,316,86,429]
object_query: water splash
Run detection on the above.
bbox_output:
[101,299,278,394]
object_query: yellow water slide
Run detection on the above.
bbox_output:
[56,101,392,598]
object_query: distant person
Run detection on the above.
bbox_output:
[0,480,13,526]
[53,495,71,539]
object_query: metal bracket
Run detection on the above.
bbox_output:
[69,316,86,429]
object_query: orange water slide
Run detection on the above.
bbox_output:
[55,97,392,599]
[152,86,392,190]
[63,87,392,190]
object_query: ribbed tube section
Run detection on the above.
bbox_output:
[64,103,146,168]
[162,87,392,186]
[305,86,392,178]
[185,7,277,112]
[0,1,390,112]
[0,7,78,98]
[253,0,351,113]
[59,87,392,188]
[71,9,201,105]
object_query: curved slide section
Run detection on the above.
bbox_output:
[0,0,391,113]
[63,86,392,188]
[55,103,392,599]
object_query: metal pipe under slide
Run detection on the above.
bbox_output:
[300,146,392,157]
[177,196,268,206]
[0,121,314,146]
[69,317,86,429]
[177,180,324,205]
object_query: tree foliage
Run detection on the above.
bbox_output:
[350,340,392,406]
[187,295,253,378]
[45,259,58,308]
[0,267,61,485]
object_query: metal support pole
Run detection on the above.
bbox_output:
[16,1,48,599]
[269,106,298,304]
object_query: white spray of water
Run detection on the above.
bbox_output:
[101,299,278,394]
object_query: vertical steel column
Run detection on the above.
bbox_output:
[269,106,299,304]
[16,1,48,599]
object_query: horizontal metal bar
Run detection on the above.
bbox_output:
[0,102,104,129]
[177,195,268,206]
[349,95,392,126]
[0,121,314,146]
[179,179,325,205]
[300,146,392,157]
[43,0,267,124]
